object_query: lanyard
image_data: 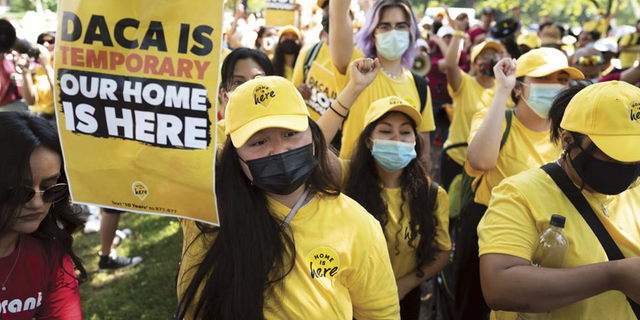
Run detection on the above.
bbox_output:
[281,189,310,229]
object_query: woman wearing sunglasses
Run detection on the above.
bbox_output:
[0,112,86,319]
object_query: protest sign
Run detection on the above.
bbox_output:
[266,0,296,27]
[55,0,222,225]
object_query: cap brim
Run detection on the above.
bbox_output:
[370,105,423,128]
[230,114,309,148]
[590,134,640,162]
[518,65,584,79]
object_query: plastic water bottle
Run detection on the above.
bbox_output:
[516,214,569,320]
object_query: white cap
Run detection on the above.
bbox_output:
[594,38,619,54]
[416,38,429,50]
[437,26,454,38]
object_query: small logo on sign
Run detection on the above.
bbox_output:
[132,181,149,201]
[630,100,640,125]
[306,247,340,290]
[253,84,276,108]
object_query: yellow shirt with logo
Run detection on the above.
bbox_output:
[478,168,640,320]
[618,32,640,69]
[382,184,451,279]
[443,72,513,166]
[340,70,435,159]
[339,159,451,279]
[466,108,562,206]
[291,42,364,121]
[178,194,400,320]
[28,65,54,114]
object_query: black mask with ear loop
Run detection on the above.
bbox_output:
[241,143,318,195]
[569,142,640,195]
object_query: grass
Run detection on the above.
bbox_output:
[74,213,182,320]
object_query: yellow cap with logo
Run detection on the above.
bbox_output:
[225,76,310,148]
[364,96,422,128]
[561,81,640,162]
[470,40,503,63]
[516,47,584,79]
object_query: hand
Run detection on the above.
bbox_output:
[613,258,640,304]
[493,58,517,92]
[234,3,245,19]
[349,58,380,90]
[396,277,414,301]
[37,44,51,67]
[13,52,30,73]
[297,83,312,100]
[452,15,466,32]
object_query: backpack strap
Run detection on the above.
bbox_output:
[541,162,640,317]
[442,142,468,153]
[303,41,324,84]
[411,72,428,113]
[500,109,513,150]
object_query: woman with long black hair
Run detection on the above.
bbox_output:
[271,25,302,81]
[317,58,451,320]
[176,76,400,320]
[0,112,86,319]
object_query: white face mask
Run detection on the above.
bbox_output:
[523,83,565,119]
[375,30,410,61]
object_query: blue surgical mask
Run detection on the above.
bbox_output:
[523,83,565,119]
[375,30,410,61]
[371,139,417,172]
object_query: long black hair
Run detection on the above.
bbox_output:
[177,119,340,319]
[219,48,275,92]
[0,112,87,283]
[344,112,438,277]
[271,37,300,78]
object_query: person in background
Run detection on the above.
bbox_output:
[271,25,302,81]
[517,33,542,54]
[479,81,640,320]
[467,7,496,45]
[255,26,278,58]
[617,19,640,70]
[16,33,55,124]
[97,208,142,270]
[455,49,583,320]
[539,24,564,51]
[577,30,599,49]
[593,38,619,76]
[570,47,640,84]
[0,112,87,319]
[440,13,508,192]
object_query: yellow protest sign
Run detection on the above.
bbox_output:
[55,0,222,225]
[266,0,296,27]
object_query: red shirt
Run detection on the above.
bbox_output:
[0,235,81,319]
[427,49,469,102]
[467,26,488,44]
[0,54,21,107]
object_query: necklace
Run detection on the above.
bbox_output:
[1,240,21,291]
[380,67,404,80]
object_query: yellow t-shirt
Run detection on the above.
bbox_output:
[478,168,640,320]
[584,19,610,40]
[443,72,512,166]
[466,108,562,206]
[618,32,640,69]
[382,185,451,279]
[340,70,435,159]
[291,42,364,120]
[178,194,400,320]
[28,65,54,114]
[284,65,293,81]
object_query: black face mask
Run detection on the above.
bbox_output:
[280,39,301,55]
[570,144,640,195]
[479,59,498,77]
[243,144,318,195]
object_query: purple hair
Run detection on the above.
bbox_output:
[355,0,421,69]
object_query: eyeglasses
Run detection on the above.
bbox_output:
[576,55,603,66]
[376,22,410,33]
[7,183,69,205]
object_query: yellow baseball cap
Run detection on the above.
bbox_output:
[278,25,301,39]
[470,40,503,63]
[225,76,310,148]
[364,96,422,128]
[561,81,640,162]
[517,33,541,49]
[516,48,584,79]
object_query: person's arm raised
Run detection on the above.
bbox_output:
[444,17,466,92]
[329,0,353,75]
[466,58,516,172]
[317,58,380,144]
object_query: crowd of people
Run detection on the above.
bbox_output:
[2,0,640,319]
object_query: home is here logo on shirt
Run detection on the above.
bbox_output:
[306,247,339,290]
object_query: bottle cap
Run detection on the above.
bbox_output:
[550,214,566,228]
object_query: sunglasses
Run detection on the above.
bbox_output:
[576,55,603,66]
[7,183,69,205]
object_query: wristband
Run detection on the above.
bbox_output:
[453,30,465,37]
